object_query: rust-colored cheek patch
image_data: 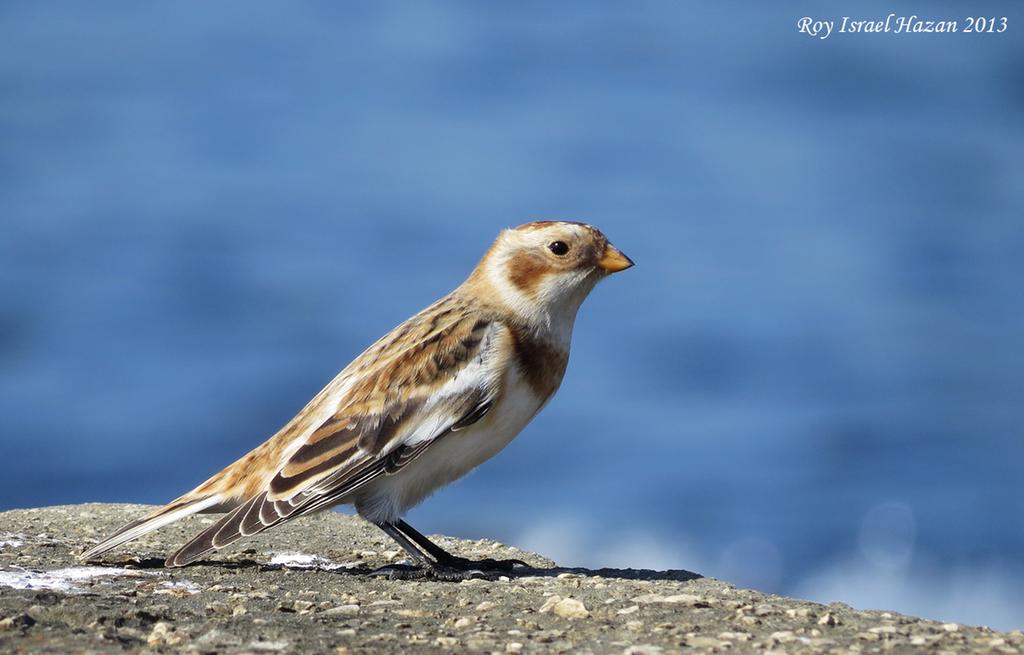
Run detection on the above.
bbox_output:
[507,252,549,295]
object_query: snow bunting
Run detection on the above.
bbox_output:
[81,221,633,578]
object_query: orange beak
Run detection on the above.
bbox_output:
[598,243,634,273]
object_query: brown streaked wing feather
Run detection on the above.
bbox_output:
[166,433,457,567]
[166,305,501,567]
[268,310,494,501]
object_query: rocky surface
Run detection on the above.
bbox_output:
[0,505,1020,654]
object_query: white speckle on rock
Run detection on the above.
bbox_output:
[267,552,348,570]
[630,593,705,606]
[246,639,290,651]
[0,534,25,549]
[0,566,147,592]
[156,580,202,595]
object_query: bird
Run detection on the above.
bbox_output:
[80,220,633,579]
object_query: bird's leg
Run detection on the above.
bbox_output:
[375,521,433,566]
[367,521,436,578]
[370,520,527,580]
[394,519,528,572]
[372,521,489,581]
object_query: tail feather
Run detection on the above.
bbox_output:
[79,495,223,561]
[166,493,272,567]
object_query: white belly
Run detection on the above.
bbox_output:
[352,371,543,524]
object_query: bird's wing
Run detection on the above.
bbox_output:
[166,303,504,566]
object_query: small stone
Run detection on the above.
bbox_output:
[539,596,589,619]
[630,593,705,606]
[942,623,960,632]
[476,601,496,612]
[435,637,459,647]
[396,609,430,618]
[910,636,927,645]
[505,642,523,653]
[617,605,640,615]
[452,616,475,629]
[625,620,644,631]
[324,604,361,616]
[249,640,289,651]
[539,595,562,612]
[687,636,722,648]
[769,630,796,643]
[556,598,589,619]
[869,625,898,634]
[465,638,496,650]
[0,614,36,631]
[817,612,839,626]
[858,631,881,641]
[206,601,233,616]
[147,622,185,647]
[293,600,315,612]
[623,646,663,655]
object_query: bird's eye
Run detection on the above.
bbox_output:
[548,241,570,256]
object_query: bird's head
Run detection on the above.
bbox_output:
[470,221,633,333]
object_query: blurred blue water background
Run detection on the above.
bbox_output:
[2,1,1022,629]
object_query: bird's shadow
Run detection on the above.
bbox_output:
[516,565,702,583]
[103,551,701,583]
[284,563,701,583]
[113,558,700,583]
